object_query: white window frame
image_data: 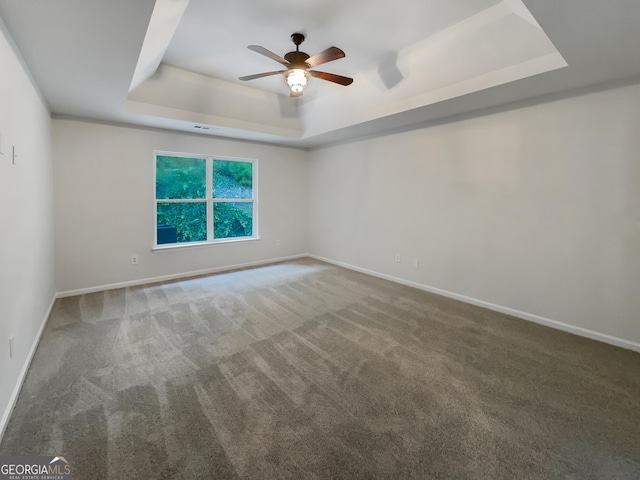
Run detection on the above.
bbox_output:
[153,151,258,250]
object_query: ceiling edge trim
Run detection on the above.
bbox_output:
[0,13,50,113]
[129,0,190,92]
[124,99,304,139]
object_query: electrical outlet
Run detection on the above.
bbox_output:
[131,255,139,265]
[412,259,420,269]
[276,239,281,246]
[395,254,401,263]
[9,336,14,358]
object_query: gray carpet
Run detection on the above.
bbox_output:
[1,258,639,479]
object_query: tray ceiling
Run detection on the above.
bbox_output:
[1,0,639,148]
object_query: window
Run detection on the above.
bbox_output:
[154,152,256,247]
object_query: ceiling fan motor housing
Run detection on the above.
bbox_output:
[287,33,310,68]
[284,51,311,69]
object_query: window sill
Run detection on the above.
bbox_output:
[152,236,260,252]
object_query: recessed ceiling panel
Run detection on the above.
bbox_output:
[134,0,566,141]
[162,0,501,94]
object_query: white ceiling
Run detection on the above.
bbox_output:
[1,0,639,148]
[163,0,502,94]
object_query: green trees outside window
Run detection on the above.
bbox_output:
[155,154,255,245]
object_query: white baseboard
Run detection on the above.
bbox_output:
[0,294,56,442]
[56,254,309,298]
[309,255,640,353]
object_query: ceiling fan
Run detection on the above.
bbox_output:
[239,33,353,97]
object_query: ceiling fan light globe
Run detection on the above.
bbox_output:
[285,68,310,93]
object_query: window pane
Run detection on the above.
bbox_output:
[157,202,206,244]
[214,202,253,239]
[156,156,206,199]
[213,160,253,199]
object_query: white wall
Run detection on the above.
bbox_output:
[309,83,640,348]
[0,20,55,433]
[53,119,309,293]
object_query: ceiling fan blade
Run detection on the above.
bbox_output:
[305,46,345,68]
[290,90,303,98]
[239,70,285,81]
[310,70,354,86]
[247,45,290,67]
